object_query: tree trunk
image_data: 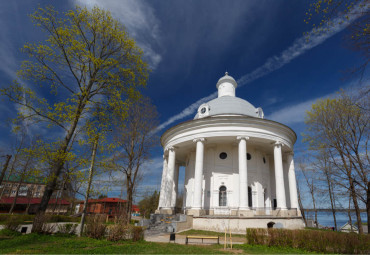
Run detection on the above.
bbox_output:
[0,155,12,187]
[348,196,353,231]
[297,183,307,225]
[349,177,363,234]
[325,170,337,230]
[367,181,370,234]
[311,182,318,227]
[32,98,87,233]
[79,137,98,237]
[9,181,23,214]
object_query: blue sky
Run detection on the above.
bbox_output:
[0,1,368,204]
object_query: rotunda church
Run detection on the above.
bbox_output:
[156,73,304,230]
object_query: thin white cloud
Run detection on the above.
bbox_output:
[236,1,369,87]
[153,92,217,133]
[73,0,162,69]
[155,1,369,133]
[267,98,319,125]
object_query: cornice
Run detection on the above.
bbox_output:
[160,116,297,147]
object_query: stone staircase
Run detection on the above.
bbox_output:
[143,214,179,236]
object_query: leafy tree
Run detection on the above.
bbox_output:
[304,90,369,234]
[1,6,148,232]
[138,190,160,219]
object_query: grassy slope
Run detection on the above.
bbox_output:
[0,231,315,254]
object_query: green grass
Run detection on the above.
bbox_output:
[0,231,319,254]
[179,229,246,238]
[0,233,227,254]
[234,244,316,254]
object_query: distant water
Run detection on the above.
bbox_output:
[305,211,367,228]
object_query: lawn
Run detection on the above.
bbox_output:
[0,230,316,254]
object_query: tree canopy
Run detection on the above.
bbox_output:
[1,5,149,232]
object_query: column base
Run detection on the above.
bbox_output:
[186,209,205,216]
[156,208,175,215]
[238,209,253,217]
[272,209,298,217]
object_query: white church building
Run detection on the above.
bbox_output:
[156,73,304,231]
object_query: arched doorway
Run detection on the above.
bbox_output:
[219,186,227,206]
[267,222,275,228]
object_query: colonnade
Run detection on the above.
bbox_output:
[157,137,299,215]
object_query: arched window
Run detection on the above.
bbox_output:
[248,186,252,207]
[219,186,227,206]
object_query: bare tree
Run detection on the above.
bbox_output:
[313,149,339,230]
[299,159,319,227]
[304,90,369,234]
[113,97,159,224]
[296,181,307,226]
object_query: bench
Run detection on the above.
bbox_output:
[185,235,219,245]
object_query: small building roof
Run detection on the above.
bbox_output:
[0,197,70,205]
[80,197,127,204]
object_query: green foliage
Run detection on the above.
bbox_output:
[0,229,22,238]
[0,5,149,221]
[3,216,24,231]
[138,190,160,218]
[0,214,34,224]
[245,228,370,254]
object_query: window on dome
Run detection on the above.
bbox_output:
[247,153,251,160]
[219,152,227,159]
[263,157,266,164]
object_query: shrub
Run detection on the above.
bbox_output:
[131,226,144,241]
[57,223,77,235]
[4,216,23,231]
[49,215,80,223]
[32,213,55,234]
[0,228,22,237]
[245,228,370,254]
[107,224,130,241]
[0,214,34,224]
[85,215,107,239]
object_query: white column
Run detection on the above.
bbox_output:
[158,155,168,209]
[170,163,180,208]
[237,136,249,210]
[274,141,287,210]
[164,146,176,209]
[287,152,299,209]
[193,138,205,209]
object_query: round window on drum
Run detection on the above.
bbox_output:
[219,152,227,159]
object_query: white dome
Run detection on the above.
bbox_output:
[194,96,259,119]
[194,72,263,119]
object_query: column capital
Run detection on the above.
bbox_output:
[193,138,206,143]
[165,146,177,152]
[273,140,284,147]
[237,136,249,141]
